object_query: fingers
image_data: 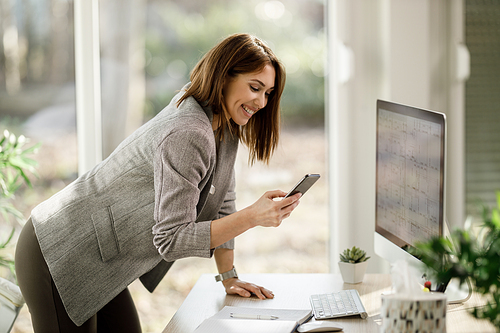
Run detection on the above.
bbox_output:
[279,192,301,208]
[250,191,301,228]
[229,285,252,298]
[246,285,273,300]
[272,192,301,225]
[266,189,287,200]
[277,193,301,221]
[260,287,275,299]
[226,280,275,300]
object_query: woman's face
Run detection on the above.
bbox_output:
[221,64,276,127]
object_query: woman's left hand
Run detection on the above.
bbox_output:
[222,278,274,300]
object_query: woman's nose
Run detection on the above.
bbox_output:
[255,93,267,109]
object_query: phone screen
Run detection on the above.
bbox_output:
[284,174,320,198]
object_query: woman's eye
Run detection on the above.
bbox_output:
[250,86,259,92]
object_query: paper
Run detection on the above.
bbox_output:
[193,318,298,333]
[193,306,312,333]
[212,306,311,322]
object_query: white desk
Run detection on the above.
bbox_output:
[162,273,496,333]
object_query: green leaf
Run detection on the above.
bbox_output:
[0,228,15,248]
[491,209,500,229]
[8,156,36,171]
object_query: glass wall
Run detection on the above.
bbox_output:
[2,1,326,332]
[0,0,78,266]
[1,1,77,330]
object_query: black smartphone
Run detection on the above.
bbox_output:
[284,174,320,198]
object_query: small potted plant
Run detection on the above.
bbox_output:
[339,246,370,284]
[411,191,500,328]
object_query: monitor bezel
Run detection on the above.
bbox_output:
[375,99,446,249]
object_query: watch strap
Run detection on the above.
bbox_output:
[215,267,238,282]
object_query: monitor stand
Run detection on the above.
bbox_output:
[441,223,472,304]
[445,277,472,304]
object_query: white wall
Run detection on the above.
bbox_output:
[74,0,103,174]
[327,0,467,273]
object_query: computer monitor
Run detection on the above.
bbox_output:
[374,100,470,303]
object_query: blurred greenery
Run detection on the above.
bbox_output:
[143,0,325,124]
[0,129,40,281]
[1,0,324,125]
[0,130,40,224]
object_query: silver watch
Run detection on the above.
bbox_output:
[215,266,238,282]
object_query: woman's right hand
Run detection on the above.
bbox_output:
[245,190,301,228]
[210,190,301,248]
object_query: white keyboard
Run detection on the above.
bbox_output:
[310,289,368,320]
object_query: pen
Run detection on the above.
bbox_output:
[230,313,279,320]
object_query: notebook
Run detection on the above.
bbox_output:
[193,306,312,333]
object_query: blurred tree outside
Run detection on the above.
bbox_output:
[142,0,326,125]
[0,0,75,116]
[1,0,325,154]
[99,0,325,156]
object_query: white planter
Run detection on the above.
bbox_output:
[338,261,368,284]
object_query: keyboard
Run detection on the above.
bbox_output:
[310,289,368,320]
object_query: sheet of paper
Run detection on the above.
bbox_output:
[213,305,311,323]
[193,317,297,333]
[193,306,312,333]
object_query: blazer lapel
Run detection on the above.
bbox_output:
[196,131,238,222]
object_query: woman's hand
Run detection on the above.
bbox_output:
[222,278,274,300]
[210,190,301,248]
[245,190,301,228]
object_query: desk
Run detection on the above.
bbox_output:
[162,273,496,333]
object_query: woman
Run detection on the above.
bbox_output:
[15,33,301,332]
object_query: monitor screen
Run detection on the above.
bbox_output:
[375,100,446,250]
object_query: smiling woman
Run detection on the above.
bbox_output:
[14,32,302,333]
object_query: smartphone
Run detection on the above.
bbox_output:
[284,174,320,198]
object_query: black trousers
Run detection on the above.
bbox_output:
[15,218,142,333]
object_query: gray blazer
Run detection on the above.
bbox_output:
[31,86,238,326]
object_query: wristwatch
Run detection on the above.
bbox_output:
[215,266,238,282]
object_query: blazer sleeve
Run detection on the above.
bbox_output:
[215,169,236,250]
[152,126,216,262]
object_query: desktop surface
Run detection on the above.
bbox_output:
[162,273,495,333]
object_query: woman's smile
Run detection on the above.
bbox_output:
[242,104,257,116]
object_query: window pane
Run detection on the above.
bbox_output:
[465,1,500,216]
[0,1,77,238]
[0,0,77,331]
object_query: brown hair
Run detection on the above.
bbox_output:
[177,33,286,164]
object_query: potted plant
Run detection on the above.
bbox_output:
[411,191,500,329]
[339,246,370,284]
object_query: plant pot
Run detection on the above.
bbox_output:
[339,261,368,284]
